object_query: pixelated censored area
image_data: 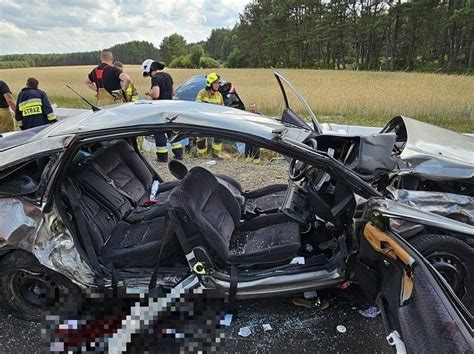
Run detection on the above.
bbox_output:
[42,286,227,353]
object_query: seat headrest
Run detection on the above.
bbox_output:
[168,160,188,180]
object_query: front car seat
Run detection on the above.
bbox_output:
[168,167,301,266]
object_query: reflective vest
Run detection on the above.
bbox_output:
[196,89,224,105]
[15,87,56,130]
[124,82,138,102]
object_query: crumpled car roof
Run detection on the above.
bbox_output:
[387,116,474,181]
[0,100,311,168]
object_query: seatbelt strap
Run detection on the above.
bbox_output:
[229,264,239,314]
[64,179,103,275]
[168,210,193,256]
[149,218,174,289]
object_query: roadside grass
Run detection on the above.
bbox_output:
[1,66,472,132]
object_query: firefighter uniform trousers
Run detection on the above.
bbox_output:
[197,137,222,157]
[96,88,124,107]
[154,133,183,162]
[195,89,224,157]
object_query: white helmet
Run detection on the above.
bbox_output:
[141,59,154,76]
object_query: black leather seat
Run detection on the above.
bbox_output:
[169,167,301,265]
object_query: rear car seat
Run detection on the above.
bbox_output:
[60,140,183,268]
[88,139,174,205]
[62,177,169,268]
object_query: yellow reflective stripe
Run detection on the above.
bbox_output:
[19,99,42,110]
[171,143,182,149]
[22,105,42,117]
[156,147,168,153]
[47,113,57,121]
[212,143,222,151]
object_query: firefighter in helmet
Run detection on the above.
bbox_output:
[142,59,183,162]
[195,72,224,158]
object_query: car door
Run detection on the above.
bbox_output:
[273,70,321,134]
[356,218,473,352]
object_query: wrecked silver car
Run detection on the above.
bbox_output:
[0,76,472,351]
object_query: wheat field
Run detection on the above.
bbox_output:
[1,66,473,132]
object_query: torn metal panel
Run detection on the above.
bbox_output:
[382,116,474,182]
[33,208,96,287]
[399,155,474,182]
[368,198,474,237]
[389,188,474,225]
[0,198,43,250]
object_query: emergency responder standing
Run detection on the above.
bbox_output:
[113,61,138,102]
[0,80,17,133]
[15,77,57,130]
[195,72,224,158]
[85,49,131,106]
[141,59,183,162]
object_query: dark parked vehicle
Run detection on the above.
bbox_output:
[174,74,245,110]
[0,72,472,352]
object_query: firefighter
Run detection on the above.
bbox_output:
[15,77,57,130]
[141,59,183,162]
[113,61,138,102]
[0,80,17,133]
[85,49,131,106]
[195,72,224,158]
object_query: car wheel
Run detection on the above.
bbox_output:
[0,251,79,321]
[410,234,473,311]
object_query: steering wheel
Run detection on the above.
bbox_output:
[289,138,317,181]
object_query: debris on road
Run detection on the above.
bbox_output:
[319,299,330,310]
[292,298,316,309]
[336,325,347,333]
[201,160,217,166]
[292,295,330,310]
[359,306,381,319]
[220,314,233,326]
[262,324,273,332]
[290,257,305,265]
[238,326,252,337]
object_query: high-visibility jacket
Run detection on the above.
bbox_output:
[196,89,224,105]
[15,87,56,130]
[124,82,138,102]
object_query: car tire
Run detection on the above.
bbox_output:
[410,234,474,311]
[0,251,80,321]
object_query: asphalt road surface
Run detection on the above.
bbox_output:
[0,285,389,353]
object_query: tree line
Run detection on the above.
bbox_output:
[1,1,472,73]
[0,41,160,68]
[218,0,473,73]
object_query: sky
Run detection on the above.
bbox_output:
[0,0,251,55]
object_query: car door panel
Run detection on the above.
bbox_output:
[356,222,473,352]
